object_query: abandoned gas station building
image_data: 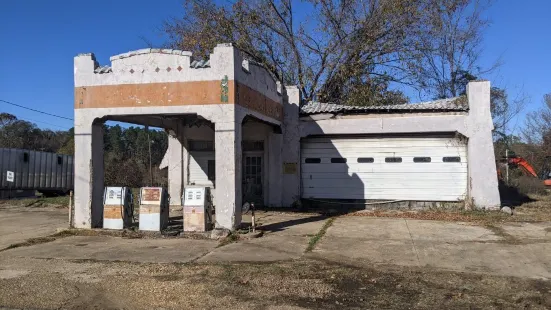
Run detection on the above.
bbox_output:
[73,43,500,230]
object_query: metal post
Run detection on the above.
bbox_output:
[506,149,509,184]
[68,190,73,228]
[251,202,256,233]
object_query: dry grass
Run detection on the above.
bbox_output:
[0,259,550,309]
[0,195,69,209]
[345,194,551,225]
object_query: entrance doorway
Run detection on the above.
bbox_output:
[243,153,263,206]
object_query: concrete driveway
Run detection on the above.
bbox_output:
[312,217,551,279]
[1,206,550,280]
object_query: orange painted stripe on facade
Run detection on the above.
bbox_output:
[74,80,283,121]
[236,83,283,121]
[74,80,235,109]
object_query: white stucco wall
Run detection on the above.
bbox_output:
[74,43,498,233]
[73,43,284,230]
[281,86,302,207]
[297,81,500,209]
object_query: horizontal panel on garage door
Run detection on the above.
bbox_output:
[302,148,466,158]
[301,136,467,201]
[301,163,467,173]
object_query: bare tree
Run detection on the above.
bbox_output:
[523,94,551,145]
[490,87,526,140]
[403,0,498,99]
[165,0,498,105]
[165,0,434,105]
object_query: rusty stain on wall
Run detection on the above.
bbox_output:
[139,205,162,214]
[103,205,123,219]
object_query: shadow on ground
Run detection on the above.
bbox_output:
[498,180,535,207]
[257,214,328,233]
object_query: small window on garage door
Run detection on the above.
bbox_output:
[443,156,461,162]
[357,157,374,163]
[413,157,431,163]
[385,157,402,163]
[331,158,347,163]
[305,158,321,163]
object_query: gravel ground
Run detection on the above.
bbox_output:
[0,257,550,309]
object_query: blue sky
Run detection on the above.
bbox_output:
[0,0,550,134]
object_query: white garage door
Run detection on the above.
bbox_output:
[301,136,467,201]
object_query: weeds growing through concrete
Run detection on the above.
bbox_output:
[306,217,335,252]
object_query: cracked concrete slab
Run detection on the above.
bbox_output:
[313,217,551,279]
[1,235,218,263]
[198,235,309,263]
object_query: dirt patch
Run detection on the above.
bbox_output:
[483,224,519,244]
[345,202,551,225]
[0,259,550,309]
[0,234,65,252]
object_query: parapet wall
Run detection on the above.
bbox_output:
[75,44,236,87]
[74,43,284,121]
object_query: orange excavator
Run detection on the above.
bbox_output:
[499,155,551,187]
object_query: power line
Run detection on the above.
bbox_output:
[17,116,72,130]
[0,99,73,121]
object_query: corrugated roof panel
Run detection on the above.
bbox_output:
[300,97,468,115]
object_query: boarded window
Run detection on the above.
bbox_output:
[385,157,402,163]
[207,160,216,182]
[331,158,347,163]
[357,157,374,163]
[413,157,431,163]
[23,152,29,162]
[188,140,214,151]
[443,156,461,163]
[57,156,63,165]
[305,158,321,163]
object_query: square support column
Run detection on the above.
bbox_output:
[73,121,104,228]
[281,86,302,207]
[267,131,282,207]
[466,81,501,209]
[214,121,242,229]
[167,124,184,206]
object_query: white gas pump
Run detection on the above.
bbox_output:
[138,187,169,231]
[103,187,133,230]
[182,186,213,232]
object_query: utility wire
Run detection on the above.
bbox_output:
[17,116,72,130]
[0,99,73,121]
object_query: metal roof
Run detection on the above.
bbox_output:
[94,65,112,74]
[190,59,211,68]
[300,97,468,115]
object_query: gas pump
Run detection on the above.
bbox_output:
[138,187,169,231]
[182,186,213,232]
[103,187,133,230]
